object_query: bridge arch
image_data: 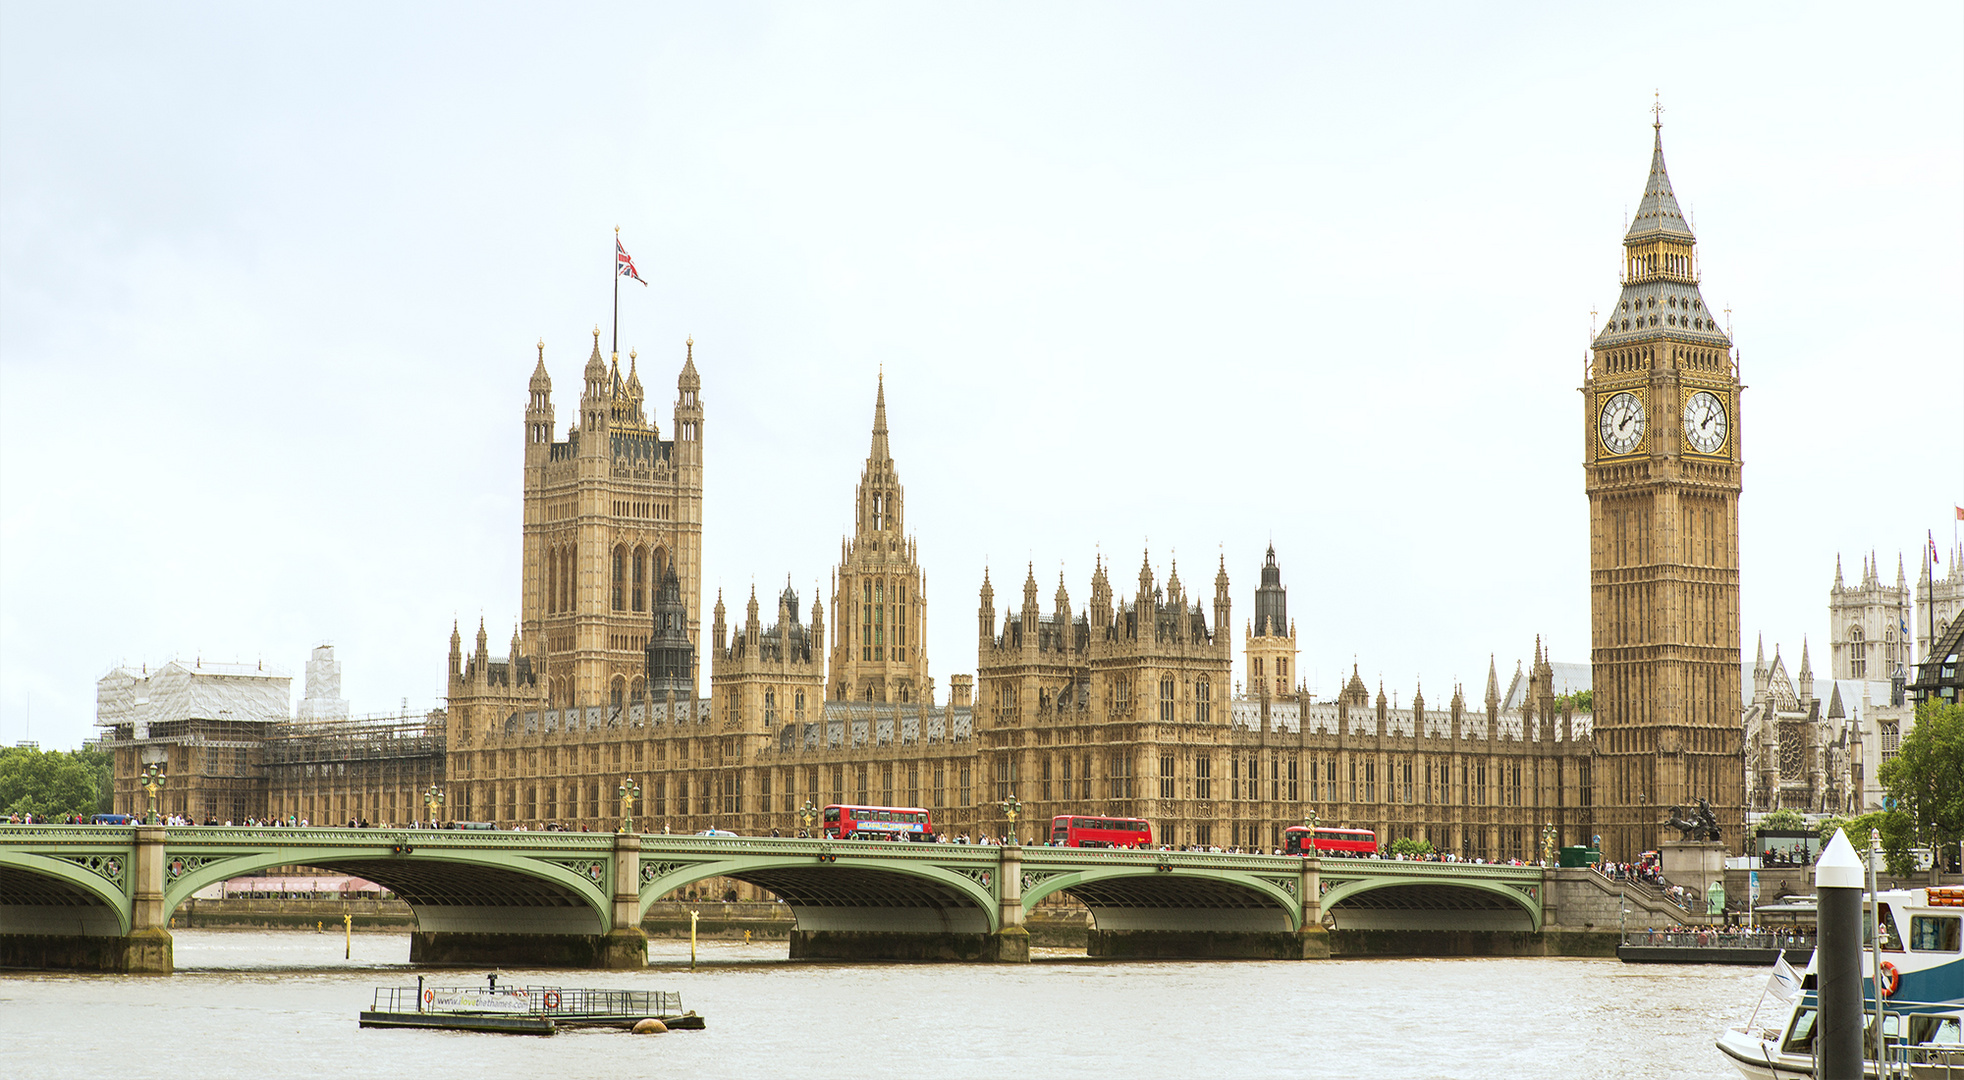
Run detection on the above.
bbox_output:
[638,853,1000,935]
[1020,866,1302,932]
[1319,875,1541,932]
[0,850,132,936]
[160,844,614,935]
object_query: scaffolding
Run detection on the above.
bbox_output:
[260,710,448,826]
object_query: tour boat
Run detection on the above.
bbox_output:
[1716,886,1964,1079]
[360,979,705,1035]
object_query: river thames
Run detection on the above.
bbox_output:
[0,931,1766,1079]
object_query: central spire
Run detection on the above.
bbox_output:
[870,371,890,462]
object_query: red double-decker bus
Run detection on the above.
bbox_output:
[1049,815,1154,848]
[822,804,935,841]
[1282,826,1378,857]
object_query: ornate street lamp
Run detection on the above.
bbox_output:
[798,800,820,838]
[1541,823,1558,866]
[617,777,641,834]
[423,784,445,828]
[1000,795,1022,844]
[140,763,166,825]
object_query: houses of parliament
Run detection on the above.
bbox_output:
[101,120,1752,862]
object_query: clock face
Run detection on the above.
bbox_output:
[1598,391,1645,456]
[1683,390,1727,454]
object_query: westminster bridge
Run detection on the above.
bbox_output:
[0,826,1597,973]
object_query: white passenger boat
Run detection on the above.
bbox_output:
[1717,886,1964,1079]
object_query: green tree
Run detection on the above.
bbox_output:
[1758,807,1808,832]
[1879,700,1964,873]
[0,746,111,820]
[1389,837,1434,858]
[1816,810,1918,877]
[1555,690,1593,714]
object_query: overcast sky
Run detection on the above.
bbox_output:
[3,3,1960,751]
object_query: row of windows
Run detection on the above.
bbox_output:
[610,499,675,521]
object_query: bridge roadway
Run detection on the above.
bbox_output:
[0,826,1547,972]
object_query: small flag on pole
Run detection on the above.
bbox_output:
[617,238,646,286]
[1955,505,1963,521]
[1933,530,1944,570]
[1765,953,1801,1003]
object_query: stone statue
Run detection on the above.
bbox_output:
[1665,797,1722,842]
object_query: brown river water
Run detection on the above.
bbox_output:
[0,930,1768,1079]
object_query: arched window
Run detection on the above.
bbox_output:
[547,548,559,613]
[1850,625,1867,678]
[611,545,627,611]
[632,546,647,612]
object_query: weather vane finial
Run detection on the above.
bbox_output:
[1652,90,1664,129]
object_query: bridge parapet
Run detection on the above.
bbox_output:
[2,828,1555,969]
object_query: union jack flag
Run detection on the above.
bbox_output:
[617,238,646,285]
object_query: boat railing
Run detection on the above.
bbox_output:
[1879,1029,1964,1079]
[370,985,683,1017]
[1618,928,1801,950]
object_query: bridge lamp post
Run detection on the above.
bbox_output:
[1541,823,1557,867]
[140,764,166,825]
[617,777,641,834]
[798,800,819,838]
[1000,795,1022,845]
[423,784,444,829]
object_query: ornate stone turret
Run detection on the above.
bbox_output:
[1244,547,1294,700]
[828,374,931,704]
[645,561,696,697]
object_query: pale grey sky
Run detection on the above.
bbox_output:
[3,3,1960,751]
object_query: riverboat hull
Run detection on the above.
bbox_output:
[1619,944,1813,966]
[358,1011,558,1035]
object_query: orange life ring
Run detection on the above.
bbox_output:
[1879,961,1899,998]
[423,988,434,1006]
[543,990,561,1009]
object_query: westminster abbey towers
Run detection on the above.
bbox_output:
[1584,119,1746,859]
[520,331,706,710]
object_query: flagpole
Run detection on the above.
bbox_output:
[612,226,620,358]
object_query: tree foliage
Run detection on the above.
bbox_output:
[1757,808,1808,832]
[1879,700,1964,854]
[1814,810,1918,877]
[1389,837,1435,857]
[0,745,113,819]
[1555,690,1593,714]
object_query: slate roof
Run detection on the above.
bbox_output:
[1625,125,1695,242]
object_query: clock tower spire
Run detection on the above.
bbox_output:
[1583,111,1745,860]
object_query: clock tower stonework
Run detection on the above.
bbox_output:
[1584,118,1745,861]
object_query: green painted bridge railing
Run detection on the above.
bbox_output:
[0,826,1546,970]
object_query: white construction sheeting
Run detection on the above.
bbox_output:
[96,658,292,731]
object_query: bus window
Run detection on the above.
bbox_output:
[824,808,841,822]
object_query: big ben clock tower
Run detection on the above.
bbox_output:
[1584,112,1745,860]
